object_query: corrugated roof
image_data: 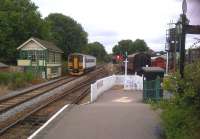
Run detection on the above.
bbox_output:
[32,37,63,53]
[0,62,8,68]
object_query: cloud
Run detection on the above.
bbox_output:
[187,0,200,24]
[32,0,183,53]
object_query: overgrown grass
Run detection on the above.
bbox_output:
[0,72,41,89]
[151,61,200,139]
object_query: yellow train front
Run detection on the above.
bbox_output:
[68,53,96,75]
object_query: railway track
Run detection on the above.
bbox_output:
[0,66,108,137]
[0,76,77,114]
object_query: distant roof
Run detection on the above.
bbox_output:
[17,37,64,53]
[128,52,149,58]
[151,55,166,60]
[0,62,8,68]
[142,67,165,73]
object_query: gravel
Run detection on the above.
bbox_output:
[0,76,87,122]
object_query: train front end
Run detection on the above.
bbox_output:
[68,54,84,75]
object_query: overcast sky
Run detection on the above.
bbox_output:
[32,0,199,53]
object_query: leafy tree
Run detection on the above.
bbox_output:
[0,0,49,64]
[82,42,110,63]
[112,39,149,56]
[45,13,88,60]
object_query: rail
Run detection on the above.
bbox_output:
[0,65,108,136]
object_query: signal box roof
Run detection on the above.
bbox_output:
[17,37,63,53]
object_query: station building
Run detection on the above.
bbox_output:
[17,37,63,79]
[151,55,166,70]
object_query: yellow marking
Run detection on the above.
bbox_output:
[74,57,78,69]
[68,63,72,67]
[112,97,133,103]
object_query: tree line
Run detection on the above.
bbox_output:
[0,0,110,64]
[0,0,149,64]
[112,39,149,56]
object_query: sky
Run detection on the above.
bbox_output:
[32,0,200,53]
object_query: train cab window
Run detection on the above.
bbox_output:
[78,55,83,62]
[68,56,73,62]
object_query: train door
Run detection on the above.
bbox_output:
[73,56,79,70]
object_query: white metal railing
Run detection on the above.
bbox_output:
[90,75,143,102]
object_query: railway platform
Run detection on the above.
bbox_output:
[30,85,163,139]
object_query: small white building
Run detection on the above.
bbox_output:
[17,37,64,79]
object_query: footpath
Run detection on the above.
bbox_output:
[32,86,162,139]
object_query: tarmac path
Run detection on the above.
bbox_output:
[33,86,163,139]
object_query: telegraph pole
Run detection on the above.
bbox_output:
[179,0,187,78]
[179,14,187,78]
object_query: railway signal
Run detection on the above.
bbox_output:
[116,55,120,60]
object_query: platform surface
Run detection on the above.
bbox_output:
[33,86,162,139]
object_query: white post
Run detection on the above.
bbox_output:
[125,58,128,76]
[90,84,93,102]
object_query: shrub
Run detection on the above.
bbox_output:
[0,72,39,89]
[154,61,200,139]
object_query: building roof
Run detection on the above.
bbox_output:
[17,37,64,53]
[128,52,149,58]
[142,67,165,73]
[0,62,8,68]
[151,55,166,61]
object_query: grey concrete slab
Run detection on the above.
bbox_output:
[33,88,162,139]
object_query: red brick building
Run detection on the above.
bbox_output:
[151,56,166,70]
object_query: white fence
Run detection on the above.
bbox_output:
[90,75,143,102]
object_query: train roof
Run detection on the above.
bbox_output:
[69,53,96,59]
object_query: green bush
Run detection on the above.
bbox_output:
[154,61,200,139]
[0,72,37,89]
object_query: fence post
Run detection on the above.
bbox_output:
[90,84,93,102]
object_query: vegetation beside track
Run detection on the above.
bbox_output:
[151,61,200,139]
[0,72,43,90]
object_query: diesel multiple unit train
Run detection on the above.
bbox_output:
[68,53,96,75]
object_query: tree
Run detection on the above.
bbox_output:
[0,0,49,64]
[112,39,149,56]
[82,42,110,63]
[45,13,88,60]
